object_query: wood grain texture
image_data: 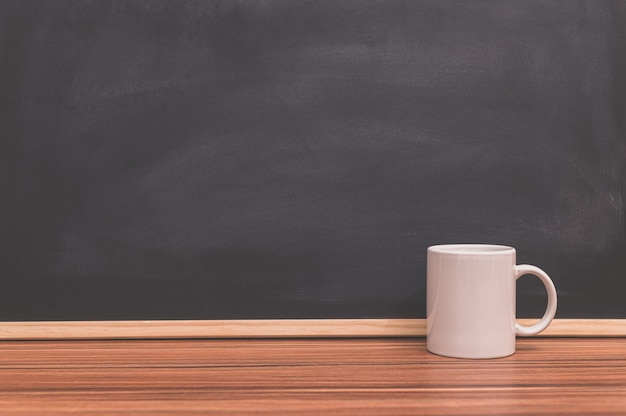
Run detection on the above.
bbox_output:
[1,319,626,340]
[1,338,625,415]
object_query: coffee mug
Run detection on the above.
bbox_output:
[426,244,557,359]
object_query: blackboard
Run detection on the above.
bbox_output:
[1,0,624,322]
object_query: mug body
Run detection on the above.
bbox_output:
[427,244,516,359]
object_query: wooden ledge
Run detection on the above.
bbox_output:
[0,319,625,340]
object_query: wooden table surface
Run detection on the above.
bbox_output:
[1,338,625,415]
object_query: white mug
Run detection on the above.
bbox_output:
[426,244,557,359]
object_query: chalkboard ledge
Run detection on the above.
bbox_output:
[0,319,624,340]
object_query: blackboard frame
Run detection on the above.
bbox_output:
[0,319,625,340]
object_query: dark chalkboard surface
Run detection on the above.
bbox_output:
[1,0,624,321]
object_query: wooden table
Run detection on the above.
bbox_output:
[1,338,625,415]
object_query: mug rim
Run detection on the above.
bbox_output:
[428,244,515,255]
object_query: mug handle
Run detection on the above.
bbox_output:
[514,265,558,337]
